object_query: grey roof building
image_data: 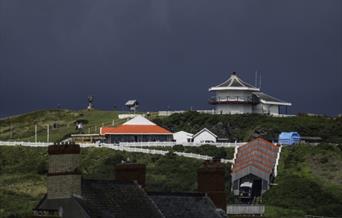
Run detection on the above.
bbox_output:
[209,72,291,115]
[32,144,226,218]
[149,192,226,218]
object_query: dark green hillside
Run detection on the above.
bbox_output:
[264,144,342,217]
[1,144,341,218]
[0,146,203,218]
[154,111,342,143]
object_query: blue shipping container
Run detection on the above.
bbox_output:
[278,132,301,145]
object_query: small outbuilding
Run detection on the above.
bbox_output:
[231,138,281,202]
[173,131,193,144]
[192,128,217,144]
[278,132,301,145]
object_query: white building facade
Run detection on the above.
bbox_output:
[209,72,291,115]
[173,131,194,144]
[192,128,217,144]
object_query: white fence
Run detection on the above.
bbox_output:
[119,141,176,147]
[226,204,265,215]
[158,109,215,116]
[118,141,245,148]
[0,141,234,163]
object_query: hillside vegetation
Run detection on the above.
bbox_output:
[0,109,119,142]
[0,144,341,218]
[154,111,342,143]
[0,146,203,218]
[263,143,342,217]
[1,109,341,144]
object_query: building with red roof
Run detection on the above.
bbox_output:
[100,115,173,143]
[231,138,281,200]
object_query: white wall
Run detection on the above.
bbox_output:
[193,131,217,144]
[215,90,253,99]
[215,104,252,114]
[213,90,253,114]
[252,103,279,115]
[173,131,193,144]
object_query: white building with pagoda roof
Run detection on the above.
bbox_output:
[209,72,291,115]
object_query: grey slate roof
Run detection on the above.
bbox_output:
[148,192,226,218]
[35,180,225,218]
[36,179,164,218]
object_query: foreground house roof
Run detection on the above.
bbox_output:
[35,180,164,218]
[35,180,225,218]
[231,138,280,182]
[100,115,172,135]
[149,192,225,218]
[209,72,260,92]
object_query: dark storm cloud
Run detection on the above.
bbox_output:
[0,0,341,116]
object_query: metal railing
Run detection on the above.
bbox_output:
[209,96,253,104]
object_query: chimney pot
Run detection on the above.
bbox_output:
[115,163,146,188]
[197,161,226,211]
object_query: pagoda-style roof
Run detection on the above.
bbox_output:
[209,72,260,91]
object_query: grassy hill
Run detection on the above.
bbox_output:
[263,143,342,217]
[0,109,119,142]
[0,110,342,217]
[0,144,341,218]
[1,109,341,144]
[0,146,203,218]
[154,111,342,143]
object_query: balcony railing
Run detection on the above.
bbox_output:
[209,96,254,105]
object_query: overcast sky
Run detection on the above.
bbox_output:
[0,0,341,117]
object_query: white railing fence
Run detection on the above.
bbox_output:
[227,204,265,215]
[0,141,234,163]
[118,141,246,148]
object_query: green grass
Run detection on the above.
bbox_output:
[0,109,119,143]
[0,146,204,218]
[0,144,341,218]
[132,144,235,160]
[263,144,342,217]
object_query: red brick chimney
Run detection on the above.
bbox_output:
[197,159,227,211]
[47,143,81,199]
[114,163,146,188]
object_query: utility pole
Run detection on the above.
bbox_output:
[47,124,49,143]
[35,125,37,143]
[10,123,13,139]
[259,72,262,90]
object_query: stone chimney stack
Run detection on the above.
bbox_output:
[115,163,146,188]
[47,143,81,199]
[197,159,227,211]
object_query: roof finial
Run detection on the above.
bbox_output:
[232,72,237,75]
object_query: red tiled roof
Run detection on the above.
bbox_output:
[100,125,172,135]
[232,138,280,175]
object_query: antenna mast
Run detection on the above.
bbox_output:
[255,71,258,87]
[259,71,262,89]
